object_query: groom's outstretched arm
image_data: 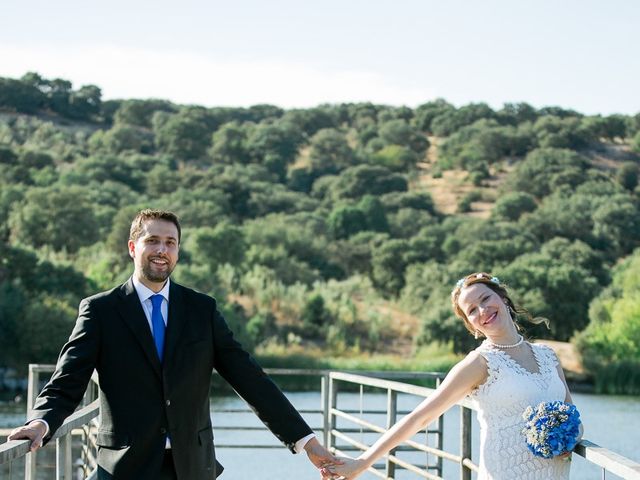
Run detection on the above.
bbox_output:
[29,298,100,435]
[11,298,99,448]
[210,303,314,449]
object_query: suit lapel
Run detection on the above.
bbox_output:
[164,281,187,366]
[116,278,162,380]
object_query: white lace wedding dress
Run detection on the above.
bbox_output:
[468,341,571,480]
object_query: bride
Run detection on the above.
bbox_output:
[325,272,581,480]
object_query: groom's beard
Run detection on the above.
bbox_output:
[141,258,175,283]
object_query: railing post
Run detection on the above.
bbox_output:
[428,376,444,477]
[385,389,398,479]
[328,374,338,452]
[460,406,472,480]
[56,434,72,480]
[321,373,330,448]
[25,365,40,480]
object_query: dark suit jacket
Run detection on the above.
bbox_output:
[31,278,313,479]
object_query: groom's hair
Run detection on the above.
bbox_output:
[129,209,182,243]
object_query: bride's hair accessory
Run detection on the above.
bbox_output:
[454,274,500,292]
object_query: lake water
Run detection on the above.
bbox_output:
[1,391,639,479]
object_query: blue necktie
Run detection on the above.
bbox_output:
[150,294,165,362]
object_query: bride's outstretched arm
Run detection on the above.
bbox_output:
[330,352,488,479]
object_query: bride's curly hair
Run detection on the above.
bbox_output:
[451,272,548,338]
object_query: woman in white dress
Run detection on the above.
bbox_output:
[327,272,580,480]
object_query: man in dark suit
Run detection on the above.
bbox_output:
[9,209,339,479]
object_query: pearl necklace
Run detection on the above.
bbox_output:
[486,334,524,349]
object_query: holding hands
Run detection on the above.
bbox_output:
[320,455,369,480]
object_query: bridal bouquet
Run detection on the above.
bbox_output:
[521,401,581,458]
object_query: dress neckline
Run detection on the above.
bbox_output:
[482,341,543,376]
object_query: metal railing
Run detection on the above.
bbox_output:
[0,366,444,479]
[210,368,444,451]
[328,371,475,480]
[327,371,640,480]
[2,367,640,479]
[0,364,100,480]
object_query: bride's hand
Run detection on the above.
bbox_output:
[324,457,368,479]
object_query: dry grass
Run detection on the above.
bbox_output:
[535,340,587,381]
[586,143,637,172]
[414,139,515,218]
[369,302,421,355]
[418,168,473,214]
[291,145,312,170]
[412,138,636,220]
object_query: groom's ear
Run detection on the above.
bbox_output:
[127,239,136,259]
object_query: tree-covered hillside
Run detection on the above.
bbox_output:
[2,72,640,388]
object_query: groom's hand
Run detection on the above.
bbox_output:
[8,421,47,452]
[303,437,343,477]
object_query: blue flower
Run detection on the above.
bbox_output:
[522,401,581,459]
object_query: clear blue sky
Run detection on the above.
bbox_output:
[1,0,638,114]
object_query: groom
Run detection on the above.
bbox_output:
[9,209,339,479]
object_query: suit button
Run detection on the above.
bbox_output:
[160,427,167,435]
[166,400,171,406]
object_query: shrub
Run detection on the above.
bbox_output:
[301,294,331,337]
[492,192,537,221]
[575,249,640,393]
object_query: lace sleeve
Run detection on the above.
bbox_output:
[534,343,560,372]
[468,348,499,398]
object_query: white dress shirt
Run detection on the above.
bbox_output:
[132,276,169,331]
